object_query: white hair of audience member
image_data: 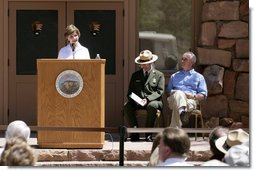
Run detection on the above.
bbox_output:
[5,120,30,141]
[224,141,249,166]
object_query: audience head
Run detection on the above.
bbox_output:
[151,132,162,154]
[149,147,161,166]
[209,126,229,159]
[5,120,30,141]
[148,133,162,166]
[0,137,36,166]
[158,127,190,162]
[215,128,249,154]
[224,141,249,166]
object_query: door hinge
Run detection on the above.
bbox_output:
[8,9,9,16]
[8,58,10,66]
[122,59,124,67]
[123,9,125,17]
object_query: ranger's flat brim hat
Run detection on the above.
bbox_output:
[135,50,158,64]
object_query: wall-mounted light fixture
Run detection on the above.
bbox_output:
[32,20,43,36]
[89,21,101,36]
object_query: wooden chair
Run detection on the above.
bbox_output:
[135,109,162,127]
[190,104,205,141]
[166,104,205,141]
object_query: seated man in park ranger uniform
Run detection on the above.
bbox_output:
[124,50,165,142]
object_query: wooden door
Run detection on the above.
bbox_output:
[67,2,124,127]
[8,2,65,125]
[8,1,124,127]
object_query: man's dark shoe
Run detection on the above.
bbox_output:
[130,133,140,142]
[180,111,190,125]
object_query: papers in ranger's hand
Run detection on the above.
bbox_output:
[129,92,145,106]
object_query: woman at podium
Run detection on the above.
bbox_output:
[58,24,90,59]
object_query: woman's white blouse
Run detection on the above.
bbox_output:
[57,42,90,59]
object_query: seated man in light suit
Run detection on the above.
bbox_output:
[124,50,165,142]
[167,51,207,128]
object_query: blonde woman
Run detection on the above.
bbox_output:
[58,24,90,59]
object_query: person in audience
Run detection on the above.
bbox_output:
[150,132,162,154]
[124,50,165,142]
[166,51,207,128]
[58,24,90,59]
[5,120,31,141]
[224,141,249,166]
[202,128,249,166]
[208,126,229,161]
[0,120,31,156]
[148,132,162,166]
[0,137,37,166]
[157,127,192,166]
[215,128,249,154]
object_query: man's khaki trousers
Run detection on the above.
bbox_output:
[167,90,197,128]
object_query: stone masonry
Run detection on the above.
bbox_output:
[197,0,249,128]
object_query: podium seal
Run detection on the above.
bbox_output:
[55,70,83,98]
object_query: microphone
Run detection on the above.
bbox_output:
[71,43,76,51]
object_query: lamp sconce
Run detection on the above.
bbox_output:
[32,20,43,36]
[89,21,101,36]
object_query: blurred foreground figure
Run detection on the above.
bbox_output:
[0,137,37,166]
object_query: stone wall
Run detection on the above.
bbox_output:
[197,0,249,128]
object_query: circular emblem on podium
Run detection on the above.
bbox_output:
[55,70,83,98]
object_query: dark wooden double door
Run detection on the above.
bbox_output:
[8,1,124,127]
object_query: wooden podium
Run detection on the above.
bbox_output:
[37,59,105,148]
